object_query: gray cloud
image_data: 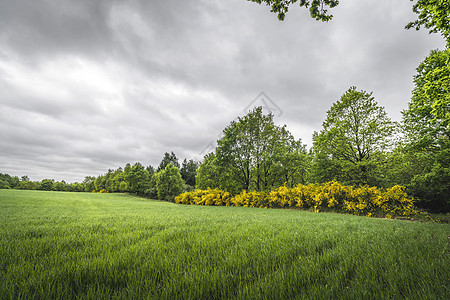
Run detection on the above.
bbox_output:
[0,0,446,182]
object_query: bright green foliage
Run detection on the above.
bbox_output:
[213,106,308,193]
[1,190,448,299]
[176,181,418,219]
[15,180,38,190]
[0,180,10,189]
[126,163,150,194]
[196,153,242,194]
[403,49,450,151]
[406,0,450,46]
[0,173,19,188]
[155,163,184,202]
[38,179,54,191]
[248,0,339,21]
[312,87,395,186]
[83,176,95,192]
[108,168,126,192]
[402,49,450,212]
[53,181,67,191]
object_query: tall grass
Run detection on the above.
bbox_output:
[0,189,448,299]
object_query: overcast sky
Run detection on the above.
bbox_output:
[0,0,446,182]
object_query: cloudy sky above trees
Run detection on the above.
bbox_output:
[0,0,446,182]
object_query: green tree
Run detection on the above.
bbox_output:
[180,159,198,187]
[146,165,155,176]
[53,181,68,191]
[406,0,450,46]
[16,180,38,190]
[248,0,339,21]
[214,106,308,192]
[271,142,311,187]
[0,180,10,189]
[155,163,185,202]
[403,49,450,151]
[157,152,180,172]
[402,49,450,211]
[312,87,396,186]
[195,152,239,192]
[94,175,106,191]
[38,179,54,191]
[127,163,151,194]
[107,168,127,192]
[0,173,19,188]
[83,176,95,192]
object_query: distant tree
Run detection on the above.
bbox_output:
[180,159,198,187]
[38,179,54,191]
[94,175,106,191]
[402,49,450,211]
[247,0,339,21]
[111,168,129,192]
[124,163,132,176]
[0,180,10,189]
[21,175,30,182]
[155,163,185,202]
[53,181,68,191]
[71,182,85,192]
[83,176,96,192]
[119,181,129,193]
[0,173,19,188]
[406,0,450,46]
[312,87,396,186]
[146,165,155,176]
[16,180,38,190]
[157,152,180,171]
[127,163,151,194]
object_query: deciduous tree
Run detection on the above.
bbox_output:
[402,49,450,211]
[213,106,308,192]
[312,87,395,186]
[127,163,150,194]
[406,0,450,46]
[155,163,184,201]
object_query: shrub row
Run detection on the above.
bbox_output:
[175,181,418,218]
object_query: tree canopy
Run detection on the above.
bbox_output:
[155,163,184,202]
[198,106,309,193]
[248,0,339,21]
[406,0,450,46]
[312,87,395,186]
[157,152,180,172]
[403,49,450,151]
[401,49,450,211]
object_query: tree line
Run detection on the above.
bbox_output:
[0,154,198,202]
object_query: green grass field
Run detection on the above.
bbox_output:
[1,189,448,299]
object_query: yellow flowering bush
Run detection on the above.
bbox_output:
[175,188,231,206]
[175,181,418,218]
[231,190,267,208]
